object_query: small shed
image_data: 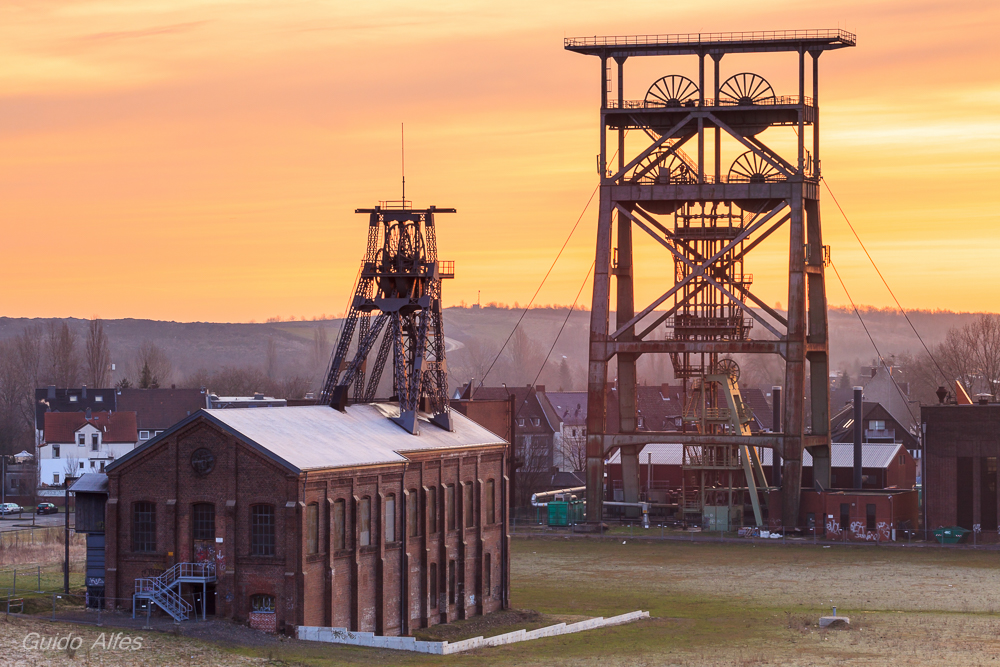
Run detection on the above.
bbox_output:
[69,473,108,607]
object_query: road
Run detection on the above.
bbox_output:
[0,512,73,532]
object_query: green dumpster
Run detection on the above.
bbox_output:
[547,501,569,526]
[933,526,970,544]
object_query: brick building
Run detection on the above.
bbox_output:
[104,404,510,633]
[924,403,1000,540]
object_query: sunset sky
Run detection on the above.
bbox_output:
[2,1,998,322]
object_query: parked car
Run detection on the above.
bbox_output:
[0,503,23,515]
[36,503,58,515]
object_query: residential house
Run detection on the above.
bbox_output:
[39,410,138,488]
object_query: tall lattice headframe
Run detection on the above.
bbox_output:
[320,202,456,433]
[565,30,856,527]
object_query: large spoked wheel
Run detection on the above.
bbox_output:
[715,358,741,382]
[728,151,781,184]
[719,73,775,105]
[631,148,694,185]
[645,75,699,108]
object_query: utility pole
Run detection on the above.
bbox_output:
[64,476,74,594]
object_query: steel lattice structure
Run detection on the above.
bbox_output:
[565,29,856,526]
[319,202,455,433]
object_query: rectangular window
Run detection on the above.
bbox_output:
[957,456,974,530]
[306,503,319,554]
[484,553,492,599]
[78,434,85,446]
[408,489,419,537]
[139,431,150,440]
[866,504,876,532]
[53,473,59,484]
[385,495,396,543]
[95,395,104,403]
[90,461,95,468]
[250,505,275,556]
[91,434,99,450]
[427,488,437,534]
[333,499,346,550]
[464,484,475,529]
[448,560,457,605]
[839,503,850,531]
[430,562,439,611]
[486,480,495,525]
[52,445,60,459]
[360,497,371,546]
[869,420,885,431]
[446,485,456,531]
[133,502,156,552]
[193,503,215,541]
[982,457,998,532]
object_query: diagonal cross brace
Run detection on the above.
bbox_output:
[611,202,789,339]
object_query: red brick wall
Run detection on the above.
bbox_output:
[106,415,509,633]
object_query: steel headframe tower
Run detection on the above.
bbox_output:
[565,30,855,526]
[319,200,456,433]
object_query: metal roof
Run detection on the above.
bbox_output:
[607,442,904,469]
[109,403,506,475]
[69,473,108,494]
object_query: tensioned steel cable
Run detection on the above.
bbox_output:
[822,178,949,384]
[513,260,597,420]
[475,183,598,389]
[476,139,633,389]
[830,259,917,425]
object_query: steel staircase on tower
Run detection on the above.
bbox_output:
[133,562,216,621]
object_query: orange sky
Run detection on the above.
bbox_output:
[2,1,999,322]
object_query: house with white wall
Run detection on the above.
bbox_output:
[38,410,138,488]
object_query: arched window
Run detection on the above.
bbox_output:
[407,489,420,537]
[333,499,346,550]
[250,504,275,556]
[133,502,156,553]
[250,594,274,613]
[192,503,214,541]
[485,479,495,525]
[359,497,371,546]
[306,502,319,554]
[385,494,396,543]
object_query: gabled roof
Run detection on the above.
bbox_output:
[43,411,138,444]
[742,387,772,431]
[107,404,507,475]
[117,388,206,431]
[35,387,117,429]
[460,385,555,435]
[544,392,587,426]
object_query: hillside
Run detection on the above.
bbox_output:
[0,306,981,394]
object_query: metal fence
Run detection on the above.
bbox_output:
[509,518,1000,550]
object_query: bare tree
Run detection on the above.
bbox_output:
[127,341,172,388]
[265,337,278,380]
[85,318,112,388]
[45,321,80,388]
[555,429,586,472]
[508,328,545,387]
[312,325,330,373]
[63,455,81,480]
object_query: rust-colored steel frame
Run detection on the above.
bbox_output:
[569,31,855,526]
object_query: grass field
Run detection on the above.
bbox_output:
[4,536,1000,665]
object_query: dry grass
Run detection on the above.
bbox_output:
[0,529,85,569]
[1,536,999,665]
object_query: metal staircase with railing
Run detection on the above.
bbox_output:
[133,562,216,621]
